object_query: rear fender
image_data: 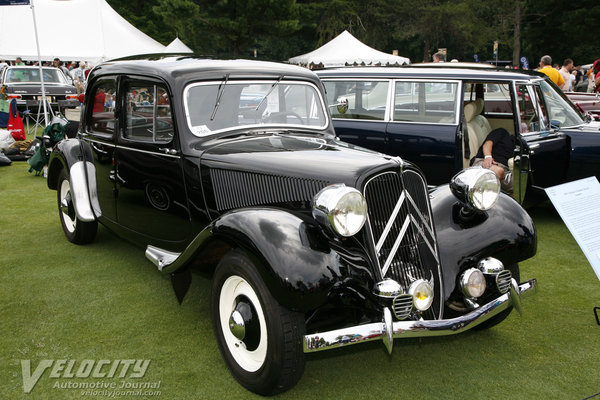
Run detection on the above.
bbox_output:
[47,139,101,222]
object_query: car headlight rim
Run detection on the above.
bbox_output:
[450,167,501,211]
[313,184,367,237]
[408,279,434,312]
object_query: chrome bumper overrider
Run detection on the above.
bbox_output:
[303,278,537,354]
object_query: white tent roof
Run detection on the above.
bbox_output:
[288,30,410,67]
[164,37,193,53]
[0,0,166,63]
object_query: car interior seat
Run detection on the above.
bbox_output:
[474,98,492,136]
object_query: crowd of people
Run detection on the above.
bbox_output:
[432,52,600,94]
[0,57,92,94]
[536,54,600,93]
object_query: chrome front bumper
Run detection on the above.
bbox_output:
[303,278,537,354]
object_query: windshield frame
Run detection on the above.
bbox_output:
[183,79,329,137]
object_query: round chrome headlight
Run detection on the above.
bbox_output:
[450,168,500,211]
[312,184,367,237]
[408,279,434,311]
[460,268,486,298]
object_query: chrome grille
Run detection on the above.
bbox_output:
[392,294,413,320]
[364,169,442,319]
[496,270,512,294]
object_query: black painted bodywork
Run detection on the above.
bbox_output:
[47,56,537,330]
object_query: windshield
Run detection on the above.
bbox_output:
[5,68,68,84]
[539,79,584,127]
[184,80,328,136]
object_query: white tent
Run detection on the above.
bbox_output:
[164,37,193,54]
[288,30,410,68]
[0,0,166,63]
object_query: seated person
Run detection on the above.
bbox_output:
[471,127,514,192]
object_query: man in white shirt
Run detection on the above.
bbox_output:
[559,58,574,92]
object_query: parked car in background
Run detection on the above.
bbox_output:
[0,65,79,114]
[566,91,600,121]
[47,56,537,395]
[317,66,600,204]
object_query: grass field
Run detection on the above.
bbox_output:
[1,160,600,400]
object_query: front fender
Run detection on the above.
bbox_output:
[47,139,100,222]
[164,208,375,312]
[430,185,537,298]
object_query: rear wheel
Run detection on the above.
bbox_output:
[211,249,305,395]
[57,169,97,244]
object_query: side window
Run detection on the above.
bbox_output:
[88,78,117,136]
[323,80,388,120]
[124,82,174,143]
[517,84,548,133]
[394,81,458,123]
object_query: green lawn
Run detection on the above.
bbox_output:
[1,160,599,399]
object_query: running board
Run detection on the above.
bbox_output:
[145,245,180,271]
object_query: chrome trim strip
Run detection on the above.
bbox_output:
[405,190,435,239]
[83,137,181,159]
[375,191,405,252]
[145,245,181,271]
[303,279,537,353]
[116,145,180,159]
[381,216,410,277]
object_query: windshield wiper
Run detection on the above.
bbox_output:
[255,75,283,111]
[210,73,229,121]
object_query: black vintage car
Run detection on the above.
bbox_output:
[1,65,79,113]
[317,65,600,204]
[47,56,537,395]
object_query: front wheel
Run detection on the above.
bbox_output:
[211,249,305,395]
[57,169,97,244]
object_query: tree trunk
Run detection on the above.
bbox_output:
[512,0,521,67]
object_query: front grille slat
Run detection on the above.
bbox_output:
[364,169,442,319]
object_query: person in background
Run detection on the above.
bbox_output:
[558,58,574,92]
[432,52,445,63]
[15,57,24,66]
[471,127,514,192]
[53,58,72,81]
[72,61,86,94]
[0,59,7,70]
[538,55,565,87]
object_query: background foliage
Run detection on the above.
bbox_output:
[106,0,600,66]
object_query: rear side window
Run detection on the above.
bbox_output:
[323,80,388,120]
[87,77,116,137]
[393,81,458,123]
[124,82,174,143]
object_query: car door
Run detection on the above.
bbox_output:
[322,79,390,154]
[514,81,570,196]
[386,79,461,184]
[114,77,192,248]
[81,76,118,222]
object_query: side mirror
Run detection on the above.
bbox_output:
[549,119,562,130]
[329,97,348,115]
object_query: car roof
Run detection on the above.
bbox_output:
[315,65,545,82]
[89,54,321,85]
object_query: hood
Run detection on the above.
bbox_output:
[200,134,401,188]
[199,134,404,212]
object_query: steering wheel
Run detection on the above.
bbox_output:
[262,111,304,125]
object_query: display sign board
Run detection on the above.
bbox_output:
[0,0,30,5]
[545,177,600,280]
